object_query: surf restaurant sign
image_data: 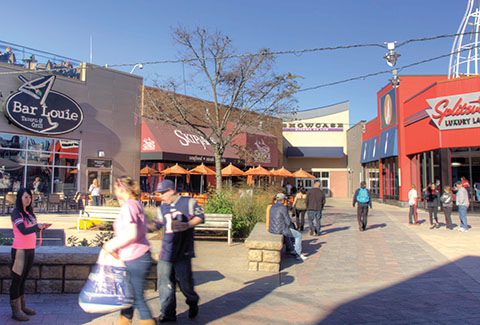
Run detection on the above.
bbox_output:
[426,91,480,130]
[4,75,84,135]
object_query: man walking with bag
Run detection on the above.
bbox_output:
[353,181,372,231]
[306,181,326,236]
[153,180,204,322]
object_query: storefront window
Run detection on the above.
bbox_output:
[26,166,52,194]
[54,168,77,194]
[0,132,80,194]
[28,137,54,151]
[365,161,379,198]
[382,157,399,200]
[0,134,26,150]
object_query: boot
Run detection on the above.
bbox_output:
[118,314,132,325]
[139,319,155,325]
[20,294,36,315]
[10,297,29,321]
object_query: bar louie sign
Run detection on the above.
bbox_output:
[4,75,83,135]
[426,91,480,130]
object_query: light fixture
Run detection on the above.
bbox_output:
[97,151,105,157]
[451,162,462,167]
[130,63,144,74]
[384,42,401,67]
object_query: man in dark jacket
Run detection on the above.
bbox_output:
[353,181,372,231]
[306,181,326,236]
[268,193,307,261]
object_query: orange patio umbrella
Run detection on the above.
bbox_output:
[293,168,315,178]
[140,166,161,176]
[161,163,189,190]
[275,167,294,178]
[244,165,271,176]
[273,166,294,187]
[221,163,245,177]
[188,163,215,194]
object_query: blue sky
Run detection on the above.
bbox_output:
[0,1,469,126]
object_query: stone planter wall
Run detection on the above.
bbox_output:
[0,246,158,294]
[245,223,283,272]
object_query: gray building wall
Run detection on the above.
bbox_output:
[346,120,366,197]
[0,63,142,194]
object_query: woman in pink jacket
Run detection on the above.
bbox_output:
[103,176,154,325]
[10,188,51,321]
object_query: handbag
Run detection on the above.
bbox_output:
[78,250,133,313]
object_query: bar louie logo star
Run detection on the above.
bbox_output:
[425,91,480,130]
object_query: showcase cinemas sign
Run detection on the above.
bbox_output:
[426,91,480,130]
[4,75,83,134]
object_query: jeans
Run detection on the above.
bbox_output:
[121,251,153,320]
[443,206,453,229]
[408,205,417,224]
[92,195,100,206]
[357,205,369,230]
[285,228,303,256]
[157,259,199,319]
[428,206,439,225]
[307,210,322,234]
[458,205,468,230]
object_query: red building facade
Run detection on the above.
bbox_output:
[361,75,480,206]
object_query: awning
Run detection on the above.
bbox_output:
[141,119,242,164]
[286,146,345,158]
[360,126,397,164]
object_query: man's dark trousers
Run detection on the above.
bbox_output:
[357,204,369,231]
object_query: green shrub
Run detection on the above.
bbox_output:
[204,184,280,240]
[0,233,13,246]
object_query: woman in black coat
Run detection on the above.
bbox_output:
[424,183,440,229]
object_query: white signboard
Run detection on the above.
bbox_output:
[425,91,480,130]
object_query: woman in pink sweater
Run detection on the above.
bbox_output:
[103,176,153,325]
[10,188,51,321]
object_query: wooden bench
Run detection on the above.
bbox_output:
[195,213,233,245]
[0,228,66,246]
[77,206,121,230]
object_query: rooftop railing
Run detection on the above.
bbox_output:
[0,40,83,80]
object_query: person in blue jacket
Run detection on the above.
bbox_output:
[268,193,307,261]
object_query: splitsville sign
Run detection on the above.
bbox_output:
[4,75,84,135]
[282,122,344,132]
[426,91,480,130]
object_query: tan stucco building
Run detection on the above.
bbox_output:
[282,101,349,197]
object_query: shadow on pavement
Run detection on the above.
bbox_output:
[366,223,386,230]
[194,270,225,286]
[321,226,350,235]
[316,256,480,324]
[178,272,294,323]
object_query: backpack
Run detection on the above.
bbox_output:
[357,188,369,204]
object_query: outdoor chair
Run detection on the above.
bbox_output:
[47,194,63,213]
[3,193,16,214]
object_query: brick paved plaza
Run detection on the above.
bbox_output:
[1,198,480,324]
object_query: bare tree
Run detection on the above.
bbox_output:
[146,26,298,191]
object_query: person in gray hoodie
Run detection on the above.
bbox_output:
[455,180,470,232]
[440,186,454,230]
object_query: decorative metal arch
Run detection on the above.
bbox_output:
[449,0,480,78]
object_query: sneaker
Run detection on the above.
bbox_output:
[297,254,308,261]
[288,251,297,256]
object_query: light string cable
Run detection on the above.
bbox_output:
[106,30,480,68]
[296,43,480,93]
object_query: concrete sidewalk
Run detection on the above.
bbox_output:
[2,198,480,324]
